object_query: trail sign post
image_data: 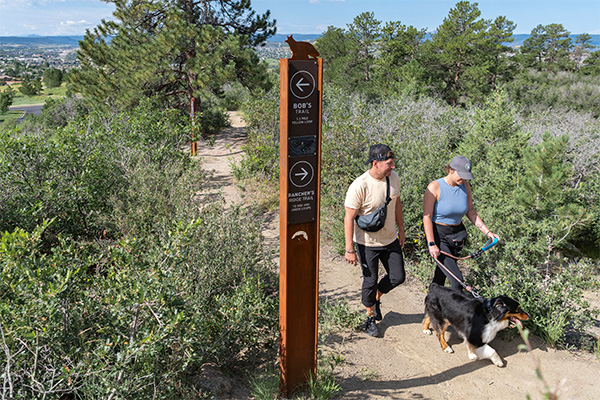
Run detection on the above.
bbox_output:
[279,58,323,395]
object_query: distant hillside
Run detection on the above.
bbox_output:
[268,33,600,49]
[1,33,597,49]
[269,33,320,43]
[0,36,83,46]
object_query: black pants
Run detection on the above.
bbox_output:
[356,239,405,308]
[432,223,467,291]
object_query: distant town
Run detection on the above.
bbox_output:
[1,33,598,83]
[0,36,298,84]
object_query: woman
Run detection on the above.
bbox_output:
[423,155,499,290]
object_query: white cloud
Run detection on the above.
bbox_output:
[60,20,90,28]
[20,23,39,32]
[0,0,32,9]
[55,19,93,34]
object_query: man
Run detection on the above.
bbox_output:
[344,144,406,337]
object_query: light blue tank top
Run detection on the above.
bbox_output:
[432,178,468,225]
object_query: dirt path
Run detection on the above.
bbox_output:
[198,112,600,399]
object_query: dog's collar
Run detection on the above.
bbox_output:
[482,299,493,321]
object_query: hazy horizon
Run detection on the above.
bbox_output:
[0,0,598,37]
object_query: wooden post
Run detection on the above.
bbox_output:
[190,97,197,156]
[279,58,323,396]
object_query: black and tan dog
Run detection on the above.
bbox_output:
[422,283,530,367]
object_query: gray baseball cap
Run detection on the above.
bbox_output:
[449,155,474,179]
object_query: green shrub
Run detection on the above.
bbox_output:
[235,84,600,347]
[0,206,278,398]
[468,257,599,346]
[221,82,251,111]
[198,106,230,137]
[505,70,600,117]
[233,89,280,183]
[320,87,468,254]
[455,92,600,345]
[0,99,201,243]
[36,96,89,128]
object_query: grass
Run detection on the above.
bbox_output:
[0,83,67,123]
[248,298,360,399]
[1,82,67,106]
[249,364,280,400]
[318,296,364,338]
[0,109,23,124]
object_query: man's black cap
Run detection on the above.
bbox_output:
[365,144,394,165]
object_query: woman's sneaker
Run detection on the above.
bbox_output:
[364,316,379,337]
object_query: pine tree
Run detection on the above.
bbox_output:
[43,68,63,89]
[572,33,594,70]
[0,86,16,113]
[315,26,355,90]
[520,23,573,71]
[70,0,275,111]
[516,133,588,256]
[374,21,427,95]
[483,16,517,90]
[580,50,600,76]
[346,12,381,84]
[518,133,570,215]
[424,1,502,105]
[19,76,42,97]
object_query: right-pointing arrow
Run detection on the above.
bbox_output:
[295,167,309,180]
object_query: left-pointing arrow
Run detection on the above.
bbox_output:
[296,77,310,92]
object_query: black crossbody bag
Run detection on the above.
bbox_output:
[355,177,390,232]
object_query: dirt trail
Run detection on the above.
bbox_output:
[198,112,600,399]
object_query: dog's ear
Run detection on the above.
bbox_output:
[493,298,506,308]
[492,298,508,313]
[498,295,521,311]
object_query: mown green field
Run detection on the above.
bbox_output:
[2,82,68,105]
[0,109,23,124]
[0,83,68,123]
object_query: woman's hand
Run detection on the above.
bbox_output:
[428,244,440,259]
[486,231,500,241]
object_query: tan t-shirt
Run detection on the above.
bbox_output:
[345,170,401,247]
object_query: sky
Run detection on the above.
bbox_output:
[0,0,598,37]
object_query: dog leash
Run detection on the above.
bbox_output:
[431,237,499,300]
[432,256,483,299]
[439,237,499,260]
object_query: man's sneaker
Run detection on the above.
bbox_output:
[373,300,382,321]
[364,316,379,337]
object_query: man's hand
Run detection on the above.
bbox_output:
[345,251,358,265]
[398,231,406,247]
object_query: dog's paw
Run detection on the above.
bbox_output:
[468,352,478,361]
[444,346,454,354]
[491,355,505,367]
[423,329,432,335]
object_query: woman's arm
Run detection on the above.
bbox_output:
[423,181,440,258]
[464,181,500,240]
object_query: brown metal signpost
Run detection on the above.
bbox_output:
[279,57,323,395]
[190,98,197,156]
